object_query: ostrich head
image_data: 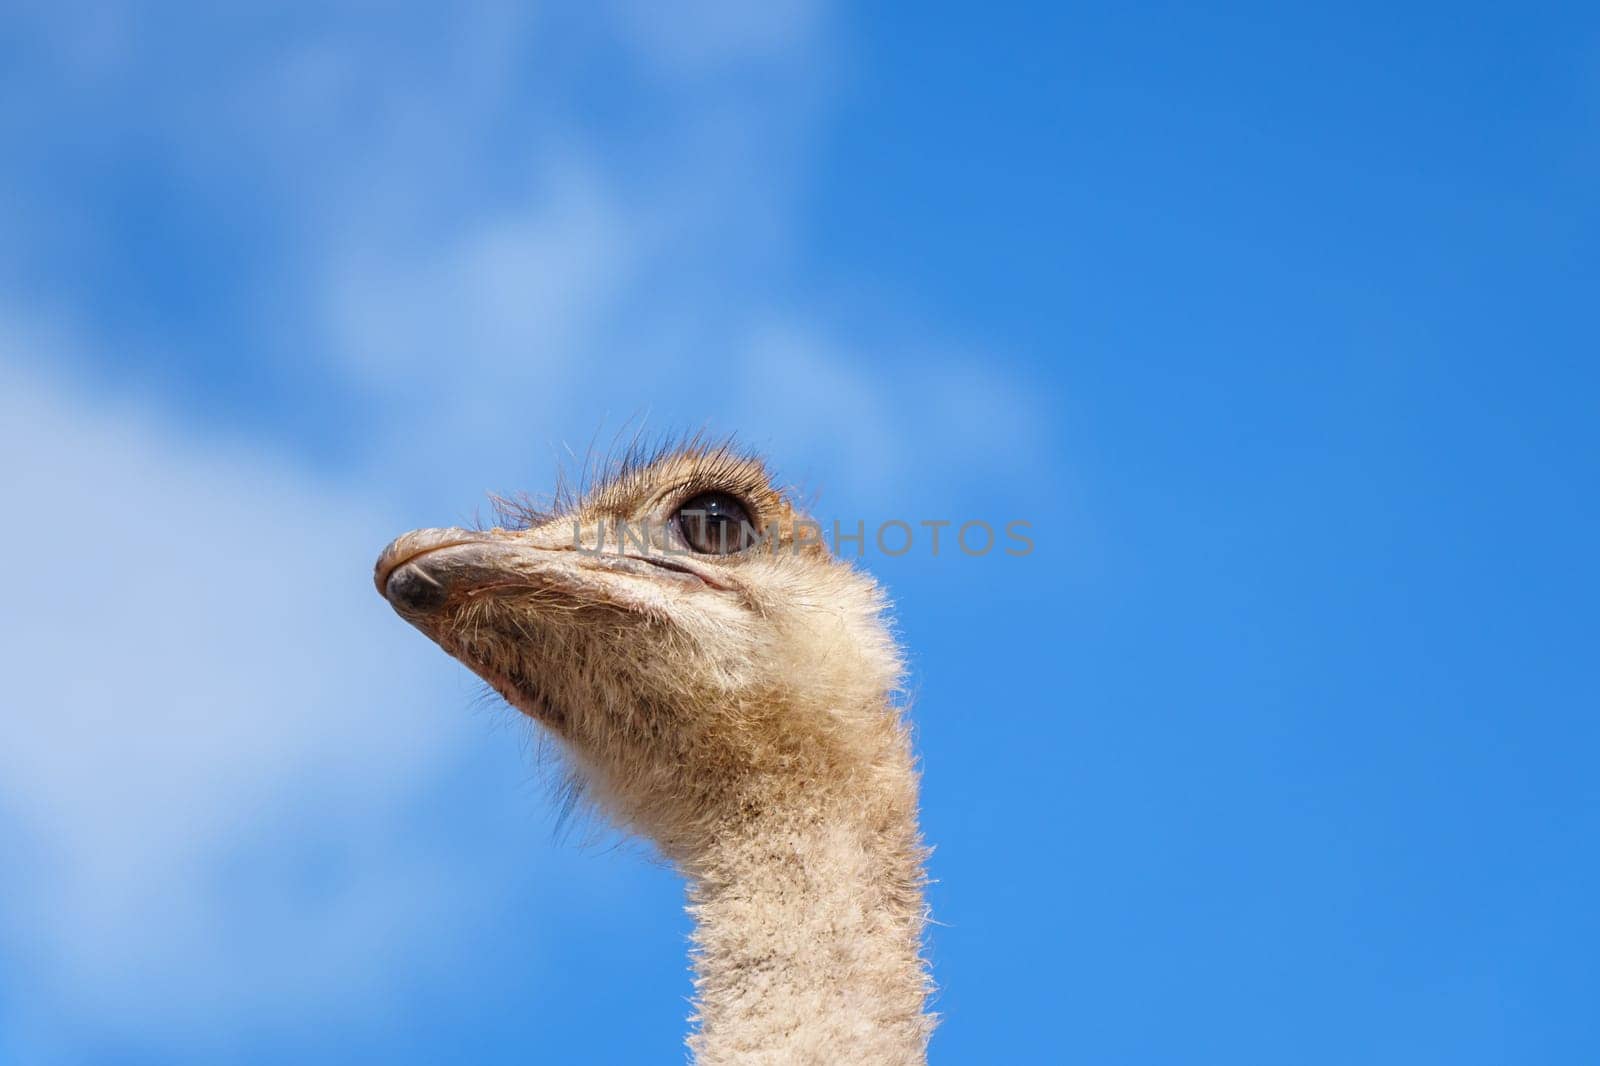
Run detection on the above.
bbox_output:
[375,442,935,1062]
[373,443,907,859]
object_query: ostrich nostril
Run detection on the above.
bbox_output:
[385,562,449,614]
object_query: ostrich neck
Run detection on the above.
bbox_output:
[682,759,933,1066]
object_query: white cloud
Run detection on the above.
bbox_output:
[733,319,1049,514]
[325,160,630,416]
[610,0,823,73]
[0,327,486,1048]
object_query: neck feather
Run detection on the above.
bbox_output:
[682,735,933,1065]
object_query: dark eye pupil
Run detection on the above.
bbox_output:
[677,492,752,554]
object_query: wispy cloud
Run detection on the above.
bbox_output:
[0,322,482,1052]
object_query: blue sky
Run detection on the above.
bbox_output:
[1,2,1596,1062]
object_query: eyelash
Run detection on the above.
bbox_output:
[662,482,760,520]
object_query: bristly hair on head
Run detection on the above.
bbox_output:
[487,426,796,532]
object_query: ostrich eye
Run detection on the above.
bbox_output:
[675,492,753,555]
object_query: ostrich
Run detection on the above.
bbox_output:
[374,443,934,1065]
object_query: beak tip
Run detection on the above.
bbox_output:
[384,561,449,614]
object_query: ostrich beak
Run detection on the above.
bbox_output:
[375,525,725,626]
[374,528,518,616]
